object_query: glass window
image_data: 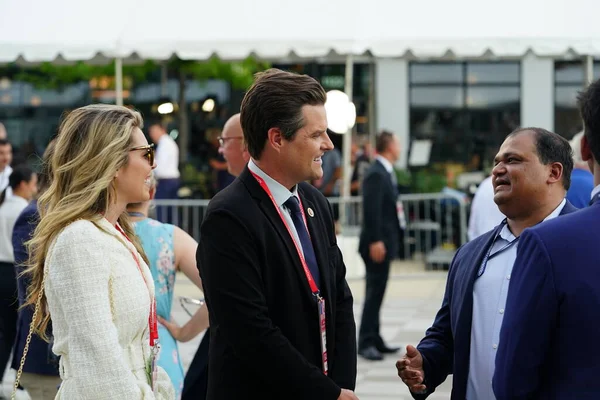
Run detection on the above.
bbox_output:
[411,87,463,108]
[409,62,521,171]
[410,63,463,84]
[466,87,520,108]
[466,63,520,84]
[554,60,600,138]
[555,85,582,108]
[555,62,585,84]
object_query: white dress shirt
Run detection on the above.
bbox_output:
[0,194,28,262]
[468,176,506,241]
[248,159,305,254]
[154,134,180,179]
[590,184,600,201]
[375,154,394,176]
[0,165,12,198]
[466,198,566,400]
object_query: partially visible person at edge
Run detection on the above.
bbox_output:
[11,141,61,399]
[566,131,594,208]
[0,165,38,393]
[22,104,174,399]
[175,112,250,400]
[198,69,358,399]
[127,172,209,399]
[493,78,600,400]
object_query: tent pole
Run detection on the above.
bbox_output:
[115,57,123,106]
[340,54,354,231]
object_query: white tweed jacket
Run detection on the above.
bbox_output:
[45,218,175,399]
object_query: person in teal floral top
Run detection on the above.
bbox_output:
[127,175,209,399]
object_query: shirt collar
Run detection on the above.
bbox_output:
[375,155,394,174]
[248,159,298,207]
[591,184,600,200]
[498,198,566,241]
[6,195,28,207]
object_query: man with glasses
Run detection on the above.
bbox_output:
[397,128,577,399]
[218,113,250,178]
[181,114,249,400]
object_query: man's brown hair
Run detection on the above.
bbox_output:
[240,68,327,159]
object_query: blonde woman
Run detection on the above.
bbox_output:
[23,105,175,399]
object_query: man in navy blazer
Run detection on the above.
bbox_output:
[494,79,600,399]
[397,127,577,399]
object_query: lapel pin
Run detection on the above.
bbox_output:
[307,208,315,217]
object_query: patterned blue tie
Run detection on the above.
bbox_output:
[284,196,321,289]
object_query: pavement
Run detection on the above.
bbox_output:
[1,260,453,400]
[173,260,454,400]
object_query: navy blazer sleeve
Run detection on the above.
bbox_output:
[493,229,558,400]
[413,249,460,398]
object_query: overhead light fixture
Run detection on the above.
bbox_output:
[158,102,174,115]
[157,96,174,115]
[325,90,356,134]
[202,98,215,113]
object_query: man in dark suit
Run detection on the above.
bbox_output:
[493,80,600,399]
[197,69,358,400]
[396,127,577,399]
[357,130,402,361]
[181,113,250,400]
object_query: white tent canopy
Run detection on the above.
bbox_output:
[2,0,600,63]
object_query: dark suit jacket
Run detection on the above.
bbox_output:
[11,201,59,376]
[414,200,577,399]
[359,159,401,259]
[197,167,357,400]
[494,201,600,399]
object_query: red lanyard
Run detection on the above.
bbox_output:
[250,171,319,294]
[114,223,159,347]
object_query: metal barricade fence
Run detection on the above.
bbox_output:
[398,192,468,270]
[152,199,211,242]
[152,192,468,270]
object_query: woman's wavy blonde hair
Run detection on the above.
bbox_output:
[25,104,149,340]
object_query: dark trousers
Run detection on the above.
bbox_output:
[155,178,180,224]
[181,328,210,400]
[0,262,18,381]
[358,255,391,350]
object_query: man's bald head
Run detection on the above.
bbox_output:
[220,113,250,177]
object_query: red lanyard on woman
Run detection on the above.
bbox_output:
[114,223,159,347]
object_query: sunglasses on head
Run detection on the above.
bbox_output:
[130,143,155,166]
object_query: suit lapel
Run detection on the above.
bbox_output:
[452,224,503,396]
[240,169,317,302]
[561,200,578,215]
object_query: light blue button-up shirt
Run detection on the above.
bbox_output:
[247,158,305,253]
[466,198,566,400]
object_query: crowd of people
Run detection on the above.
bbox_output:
[0,68,600,400]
